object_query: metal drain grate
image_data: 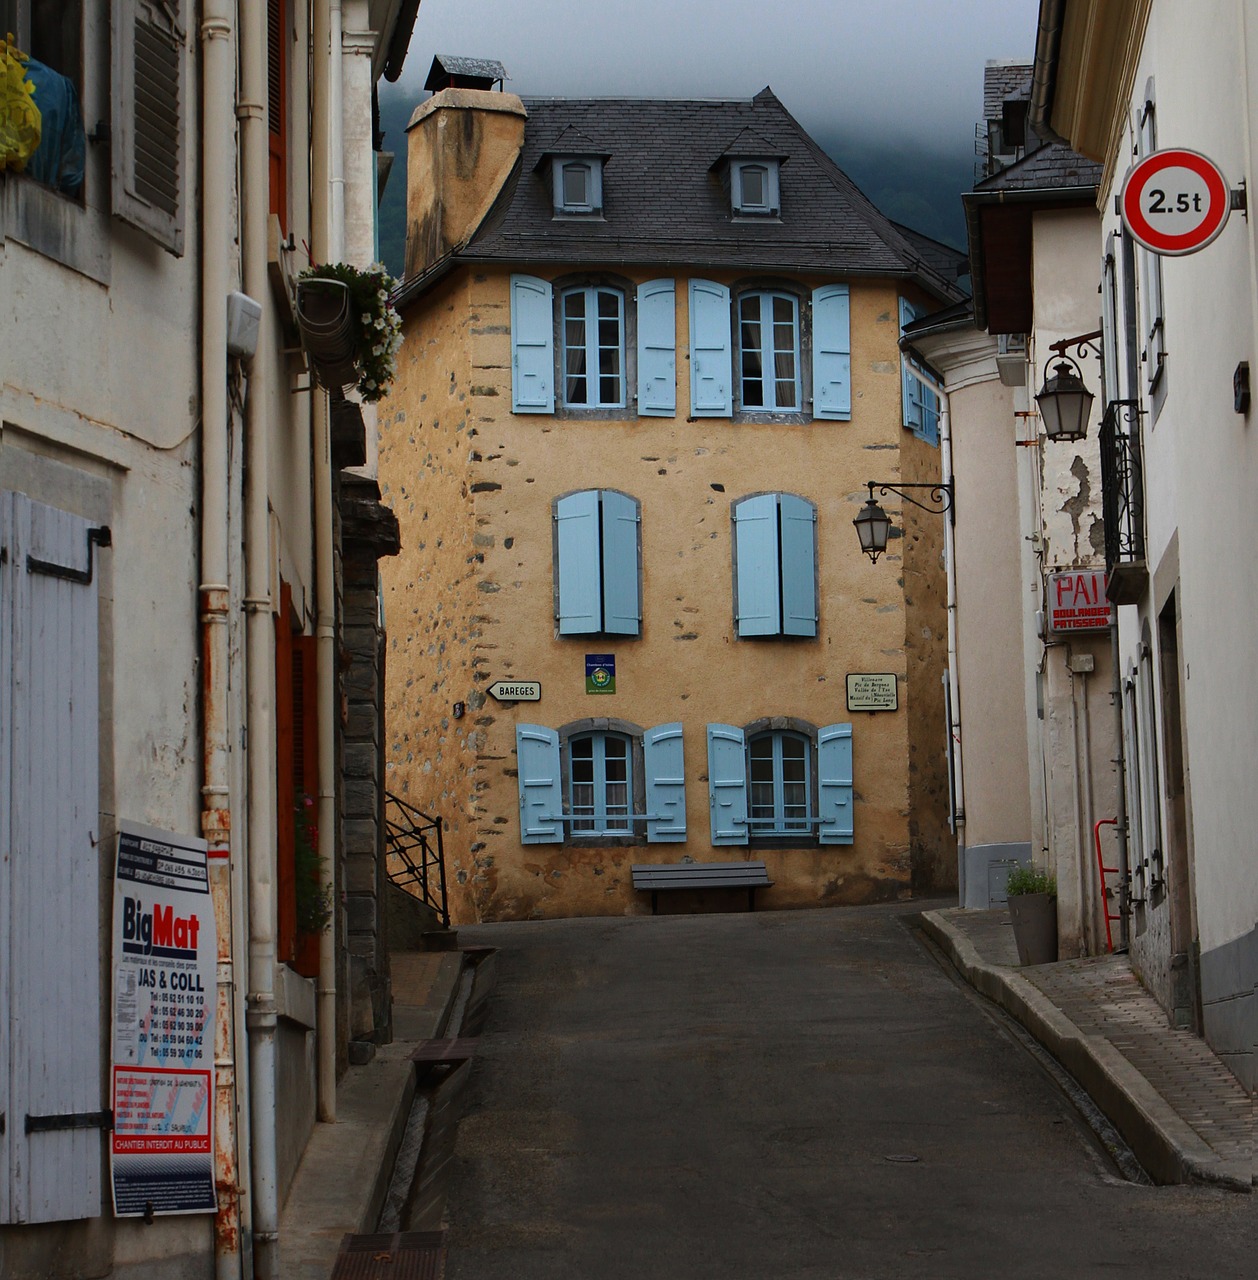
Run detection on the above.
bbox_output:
[330,1231,445,1279]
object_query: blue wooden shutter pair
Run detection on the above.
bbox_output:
[706,721,853,846]
[516,723,687,843]
[899,297,939,446]
[511,274,555,412]
[812,285,851,420]
[554,491,641,636]
[1,492,104,1224]
[637,280,676,415]
[689,280,732,416]
[732,494,817,637]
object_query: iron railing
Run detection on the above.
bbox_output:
[384,791,449,930]
[1099,399,1147,600]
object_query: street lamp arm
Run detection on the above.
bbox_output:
[1048,329,1103,361]
[865,479,955,525]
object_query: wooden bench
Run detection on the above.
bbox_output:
[631,861,773,915]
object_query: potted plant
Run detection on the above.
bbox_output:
[1005,863,1058,966]
[296,260,402,401]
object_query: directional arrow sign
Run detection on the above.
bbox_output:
[1121,148,1231,255]
[487,679,541,702]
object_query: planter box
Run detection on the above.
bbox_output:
[1008,892,1058,965]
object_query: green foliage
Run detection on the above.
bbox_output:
[1005,864,1057,897]
[294,797,334,936]
[297,259,402,402]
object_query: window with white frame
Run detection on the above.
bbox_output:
[737,290,800,411]
[707,720,853,846]
[552,156,602,215]
[688,279,850,421]
[516,721,687,845]
[731,159,780,216]
[553,489,641,636]
[731,492,817,638]
[561,285,626,409]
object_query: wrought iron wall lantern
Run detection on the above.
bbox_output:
[1035,329,1102,443]
[853,480,954,564]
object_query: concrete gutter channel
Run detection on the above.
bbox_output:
[278,947,496,1280]
[920,909,1254,1194]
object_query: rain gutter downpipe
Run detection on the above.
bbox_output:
[240,0,280,1273]
[200,5,246,1277]
[901,354,965,894]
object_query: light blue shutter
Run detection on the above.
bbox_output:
[644,723,686,842]
[899,297,924,435]
[812,285,851,420]
[511,274,554,413]
[733,494,780,636]
[689,279,732,416]
[707,724,748,845]
[516,724,563,843]
[817,722,854,845]
[555,491,601,634]
[599,490,641,636]
[637,279,676,416]
[2,493,104,1224]
[778,494,817,637]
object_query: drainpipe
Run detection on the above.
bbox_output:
[240,0,279,1273]
[312,0,340,1122]
[200,5,245,1277]
[902,358,966,895]
[1108,620,1131,949]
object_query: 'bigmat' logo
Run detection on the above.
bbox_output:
[122,896,201,959]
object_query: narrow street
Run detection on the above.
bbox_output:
[442,904,1253,1279]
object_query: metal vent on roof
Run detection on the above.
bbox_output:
[330,1231,446,1280]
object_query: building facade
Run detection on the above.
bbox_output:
[1,2,412,1276]
[1033,0,1258,1087]
[380,83,963,923]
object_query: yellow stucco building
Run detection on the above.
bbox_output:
[379,77,962,922]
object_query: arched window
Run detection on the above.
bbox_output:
[561,285,626,409]
[569,731,632,834]
[748,729,811,836]
[737,290,800,411]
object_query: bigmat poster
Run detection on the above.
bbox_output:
[110,822,217,1216]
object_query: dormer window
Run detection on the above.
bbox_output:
[553,157,603,216]
[731,160,780,216]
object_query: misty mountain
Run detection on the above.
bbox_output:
[375,85,973,282]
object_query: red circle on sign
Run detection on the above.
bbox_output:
[1121,149,1230,255]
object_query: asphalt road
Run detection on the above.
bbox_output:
[444,903,1254,1279]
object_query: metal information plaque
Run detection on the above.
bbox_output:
[846,673,898,712]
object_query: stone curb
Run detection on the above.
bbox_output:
[920,910,1252,1194]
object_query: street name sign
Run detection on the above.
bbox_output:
[487,679,541,702]
[1120,148,1231,255]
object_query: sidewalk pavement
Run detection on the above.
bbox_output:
[922,906,1254,1192]
[278,950,465,1280]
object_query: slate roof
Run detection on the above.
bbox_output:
[983,61,1032,123]
[974,138,1102,192]
[423,54,509,91]
[443,89,962,302]
[891,222,969,289]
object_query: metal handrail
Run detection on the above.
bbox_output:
[384,791,449,930]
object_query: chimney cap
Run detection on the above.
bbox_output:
[425,54,510,94]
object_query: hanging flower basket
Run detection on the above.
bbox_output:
[296,261,402,402]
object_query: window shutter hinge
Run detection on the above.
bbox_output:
[25,1109,113,1134]
[27,525,112,586]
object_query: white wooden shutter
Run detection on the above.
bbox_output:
[554,491,602,634]
[1,493,104,1224]
[637,280,676,416]
[812,285,851,420]
[644,723,686,842]
[1101,237,1120,405]
[733,494,781,636]
[599,490,641,636]
[707,723,748,845]
[817,722,854,845]
[516,725,563,844]
[778,494,817,637]
[511,275,555,412]
[1137,95,1166,389]
[113,0,187,255]
[688,280,732,416]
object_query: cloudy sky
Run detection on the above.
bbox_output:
[399,0,1043,149]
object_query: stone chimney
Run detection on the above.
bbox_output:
[404,88,527,279]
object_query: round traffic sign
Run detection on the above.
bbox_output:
[1120,148,1231,255]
